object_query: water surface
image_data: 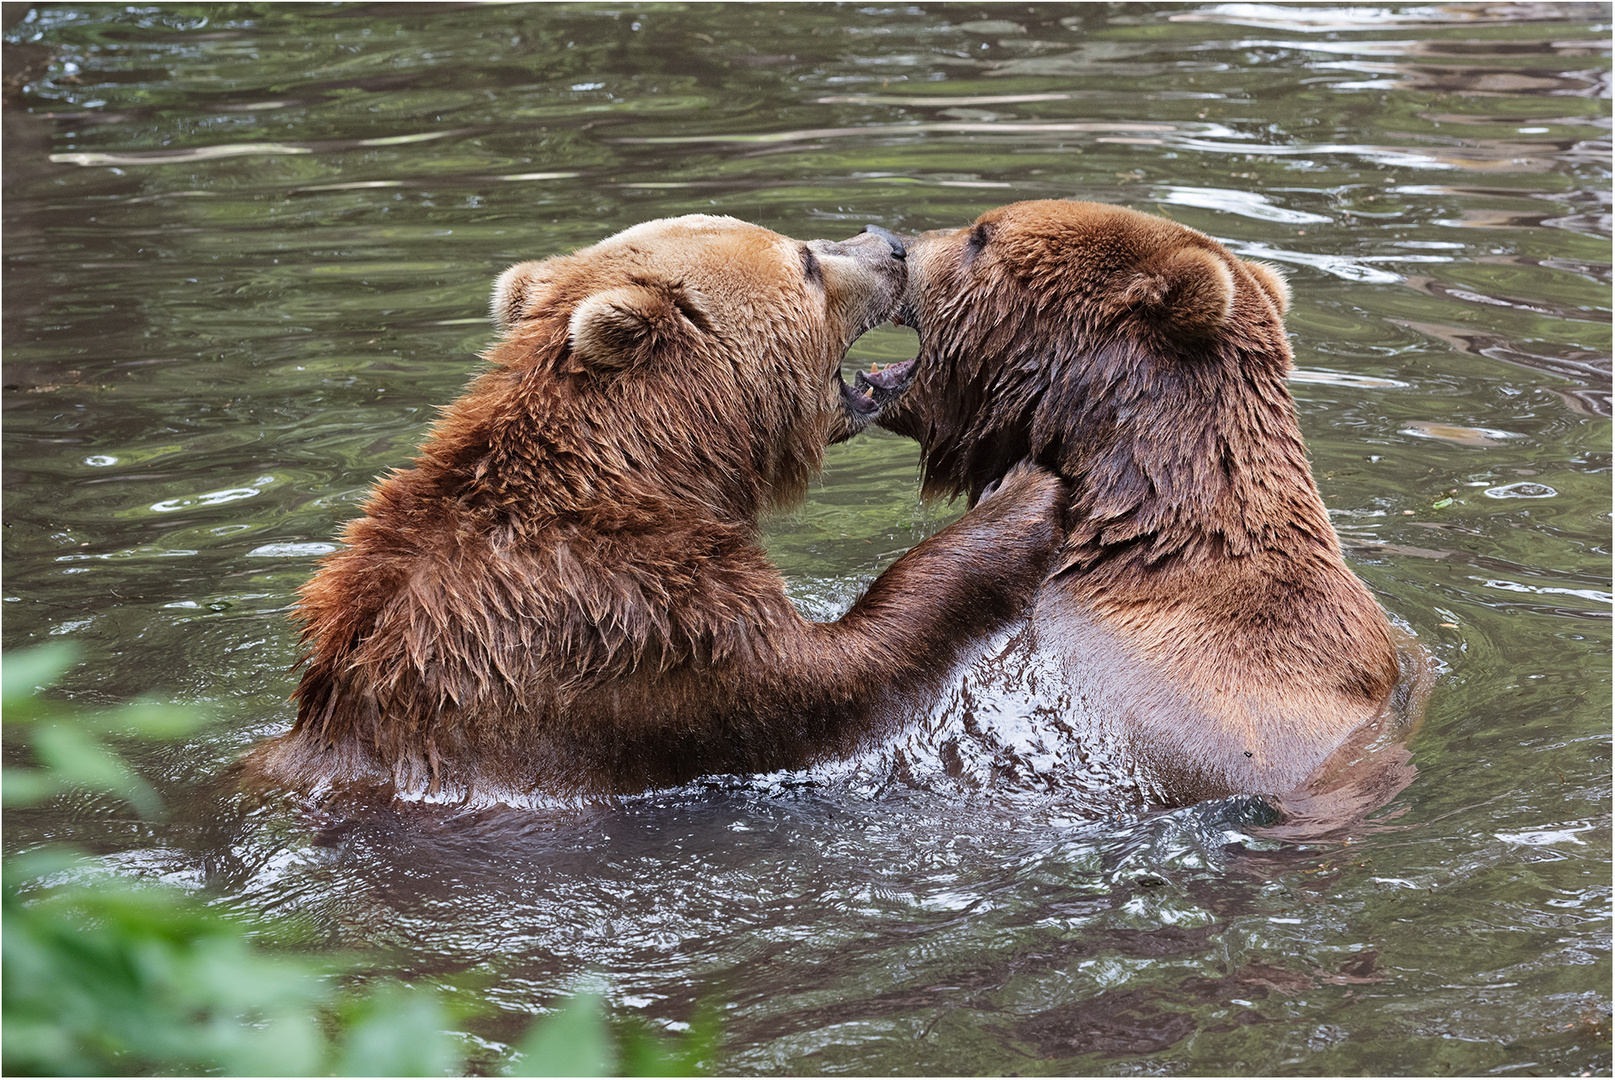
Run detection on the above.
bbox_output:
[3,3,1609,1075]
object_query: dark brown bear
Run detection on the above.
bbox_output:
[244,214,1066,803]
[875,200,1424,808]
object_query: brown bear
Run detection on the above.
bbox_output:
[869,200,1426,810]
[244,214,1066,804]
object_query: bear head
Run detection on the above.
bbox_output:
[879,199,1303,565]
[479,214,907,521]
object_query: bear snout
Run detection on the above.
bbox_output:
[859,224,907,260]
[807,229,909,338]
[811,228,908,276]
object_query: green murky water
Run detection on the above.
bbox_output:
[3,3,1609,1074]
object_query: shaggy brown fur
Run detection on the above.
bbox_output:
[879,200,1410,803]
[245,215,1065,802]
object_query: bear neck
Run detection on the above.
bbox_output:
[915,330,1339,571]
[1053,340,1336,573]
[404,334,787,532]
[919,323,1391,669]
[1035,334,1398,708]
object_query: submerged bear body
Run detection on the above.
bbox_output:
[875,200,1428,811]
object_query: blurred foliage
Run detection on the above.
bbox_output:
[510,992,718,1078]
[2,644,715,1076]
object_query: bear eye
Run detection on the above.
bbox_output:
[801,246,825,288]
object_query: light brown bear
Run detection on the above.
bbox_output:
[872,200,1425,809]
[244,215,1066,803]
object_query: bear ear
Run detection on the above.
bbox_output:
[491,261,554,330]
[1243,259,1291,316]
[567,279,713,372]
[1119,246,1234,338]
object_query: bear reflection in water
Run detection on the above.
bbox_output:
[855,200,1432,832]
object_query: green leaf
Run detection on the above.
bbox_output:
[2,848,88,890]
[336,985,462,1077]
[619,1025,695,1077]
[85,699,207,739]
[222,1013,327,1078]
[509,994,616,1077]
[2,768,60,809]
[29,722,163,819]
[661,1005,723,1077]
[2,643,78,710]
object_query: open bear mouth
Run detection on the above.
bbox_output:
[853,357,915,405]
[833,358,915,443]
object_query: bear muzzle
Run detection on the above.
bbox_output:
[806,229,909,341]
[859,224,908,261]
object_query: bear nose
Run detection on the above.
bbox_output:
[860,224,907,260]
